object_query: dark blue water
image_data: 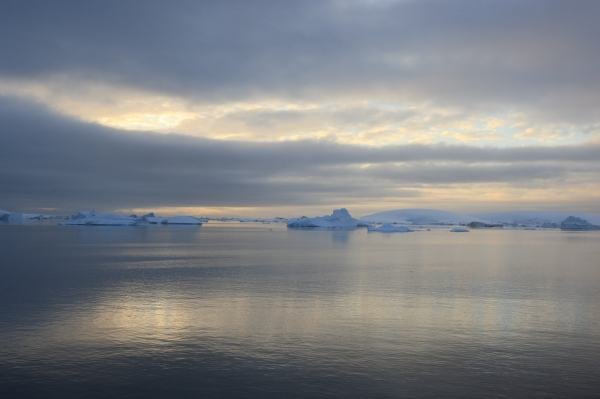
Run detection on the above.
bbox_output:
[1,223,599,398]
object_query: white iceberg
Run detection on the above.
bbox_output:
[65,211,138,226]
[0,210,48,224]
[287,208,363,229]
[450,226,469,232]
[560,216,600,231]
[367,223,412,233]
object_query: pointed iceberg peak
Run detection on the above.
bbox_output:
[287,208,363,229]
[330,208,355,224]
[332,208,351,218]
[560,216,600,231]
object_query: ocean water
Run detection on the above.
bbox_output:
[1,223,599,398]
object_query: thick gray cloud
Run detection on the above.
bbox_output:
[1,97,598,212]
[1,0,599,120]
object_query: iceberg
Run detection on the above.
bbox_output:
[450,226,469,232]
[64,211,204,226]
[367,223,412,233]
[560,216,600,231]
[0,211,48,224]
[64,211,139,226]
[287,208,363,229]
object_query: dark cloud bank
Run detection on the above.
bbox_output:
[1,0,600,119]
[1,97,598,212]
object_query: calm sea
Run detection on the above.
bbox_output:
[1,223,599,398]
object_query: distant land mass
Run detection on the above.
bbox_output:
[360,208,600,227]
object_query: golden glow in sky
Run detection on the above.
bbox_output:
[2,76,597,147]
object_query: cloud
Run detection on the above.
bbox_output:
[1,0,599,123]
[1,96,599,213]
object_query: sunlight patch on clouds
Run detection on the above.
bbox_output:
[1,76,597,146]
[0,76,197,131]
[117,181,600,217]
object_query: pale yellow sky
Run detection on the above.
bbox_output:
[2,76,597,147]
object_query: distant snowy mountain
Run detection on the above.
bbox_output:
[360,209,482,225]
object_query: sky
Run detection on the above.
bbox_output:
[1,0,599,217]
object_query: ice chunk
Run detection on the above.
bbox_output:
[367,223,412,233]
[287,208,363,229]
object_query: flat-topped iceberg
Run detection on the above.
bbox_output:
[287,208,363,229]
[450,226,469,232]
[367,223,412,233]
[65,211,138,226]
[0,210,49,224]
[64,211,204,226]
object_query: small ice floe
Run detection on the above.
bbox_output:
[287,208,364,229]
[367,223,412,233]
[450,226,470,232]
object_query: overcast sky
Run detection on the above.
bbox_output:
[1,0,599,216]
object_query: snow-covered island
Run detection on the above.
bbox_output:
[287,208,365,229]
